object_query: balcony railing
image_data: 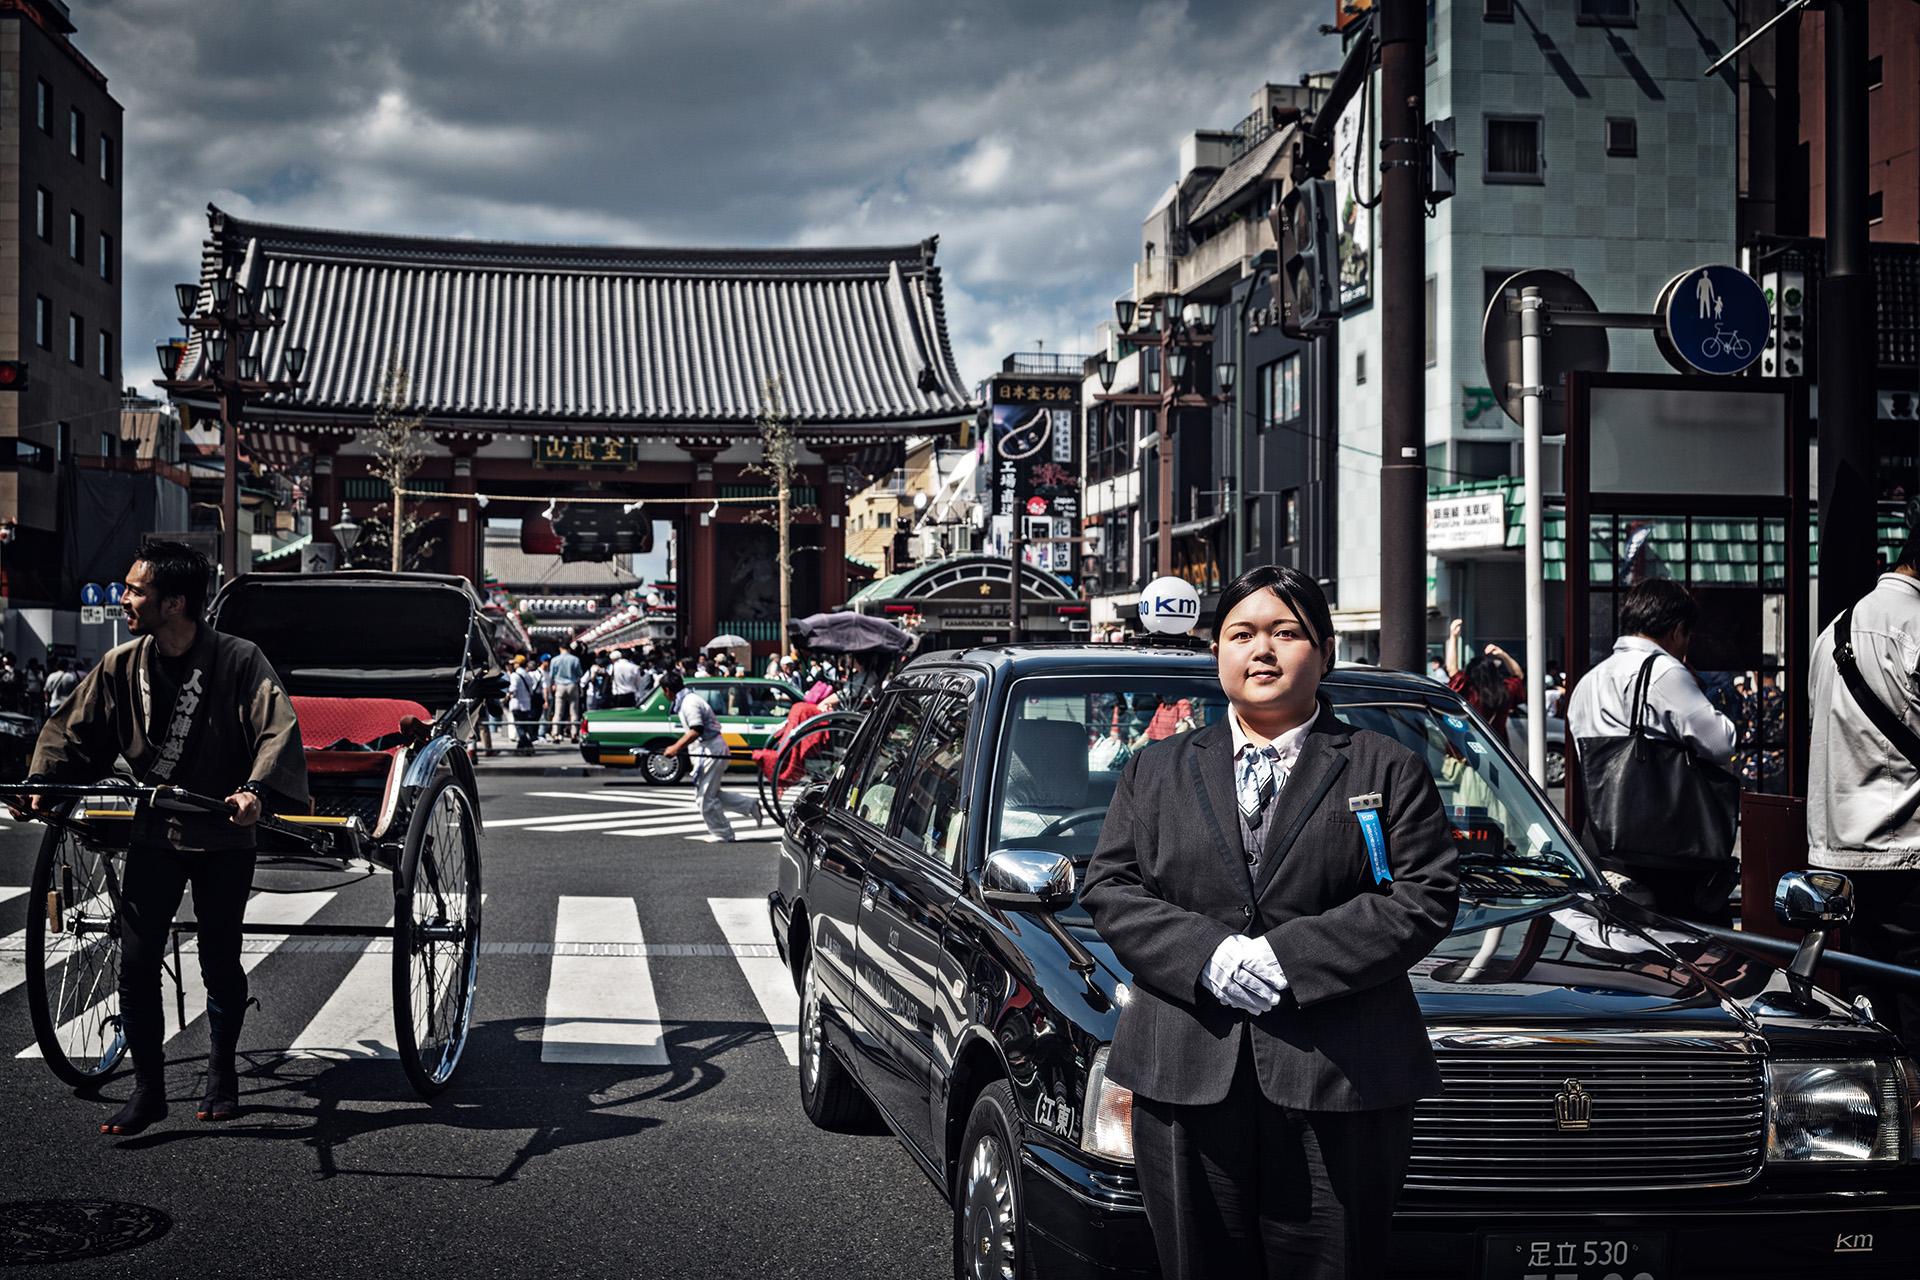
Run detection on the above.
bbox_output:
[75,454,193,489]
[716,619,780,642]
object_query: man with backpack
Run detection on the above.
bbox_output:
[1810,527,1920,1055]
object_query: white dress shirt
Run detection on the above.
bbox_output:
[610,658,643,695]
[1227,707,1314,780]
[1566,634,1737,768]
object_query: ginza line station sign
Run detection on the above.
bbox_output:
[1427,490,1507,553]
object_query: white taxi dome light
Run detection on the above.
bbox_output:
[1137,577,1201,635]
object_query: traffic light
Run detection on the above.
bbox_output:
[1277,178,1339,337]
[1762,270,1807,378]
[0,361,29,391]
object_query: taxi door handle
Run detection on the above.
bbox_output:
[860,876,880,912]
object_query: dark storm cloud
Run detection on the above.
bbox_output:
[81,0,1329,384]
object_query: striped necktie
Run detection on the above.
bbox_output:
[1238,744,1280,829]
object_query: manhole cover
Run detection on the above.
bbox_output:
[0,1200,171,1266]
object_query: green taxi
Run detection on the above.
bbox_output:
[580,677,806,783]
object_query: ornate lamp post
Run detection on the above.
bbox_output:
[1093,293,1215,580]
[157,275,309,579]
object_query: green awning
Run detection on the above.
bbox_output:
[255,533,312,564]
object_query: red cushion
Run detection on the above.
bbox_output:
[305,750,399,776]
[291,696,431,749]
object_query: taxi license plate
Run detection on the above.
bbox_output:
[1482,1232,1667,1280]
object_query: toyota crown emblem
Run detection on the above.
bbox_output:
[1555,1079,1592,1131]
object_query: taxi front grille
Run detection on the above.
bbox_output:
[1407,1050,1767,1194]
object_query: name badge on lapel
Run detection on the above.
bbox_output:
[1348,793,1391,884]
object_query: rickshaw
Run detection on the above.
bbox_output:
[6,572,492,1097]
[755,611,913,825]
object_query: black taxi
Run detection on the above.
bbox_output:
[768,644,1920,1280]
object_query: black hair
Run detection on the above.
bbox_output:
[659,669,685,696]
[1618,577,1698,641]
[135,538,212,618]
[1462,653,1512,717]
[1211,565,1336,662]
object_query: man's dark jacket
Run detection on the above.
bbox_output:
[1082,701,1459,1111]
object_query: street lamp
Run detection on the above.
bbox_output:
[332,508,362,558]
[1097,358,1117,392]
[159,272,311,580]
[1214,360,1236,399]
[1167,350,1190,384]
[1114,299,1136,332]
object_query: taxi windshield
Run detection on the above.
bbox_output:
[985,675,1589,925]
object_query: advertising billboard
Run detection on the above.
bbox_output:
[988,375,1081,577]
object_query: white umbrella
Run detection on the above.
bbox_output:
[703,634,749,651]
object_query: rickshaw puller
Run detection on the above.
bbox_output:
[10,541,307,1135]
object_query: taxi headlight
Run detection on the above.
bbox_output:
[1082,1046,1134,1163]
[1766,1059,1905,1163]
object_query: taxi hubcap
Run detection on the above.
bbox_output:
[962,1133,1015,1280]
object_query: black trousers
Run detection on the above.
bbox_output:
[1842,869,1920,1058]
[118,845,256,1066]
[1131,1040,1414,1280]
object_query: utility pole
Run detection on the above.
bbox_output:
[1377,0,1427,674]
[1816,0,1875,627]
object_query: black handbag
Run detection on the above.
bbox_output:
[1577,654,1741,869]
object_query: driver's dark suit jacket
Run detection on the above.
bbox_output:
[1082,702,1459,1110]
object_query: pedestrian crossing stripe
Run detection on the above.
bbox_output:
[491,786,782,839]
[2,893,796,1070]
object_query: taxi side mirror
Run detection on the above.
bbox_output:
[982,849,1076,914]
[791,783,828,824]
[1776,870,1855,982]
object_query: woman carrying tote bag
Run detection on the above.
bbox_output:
[1082,565,1459,1279]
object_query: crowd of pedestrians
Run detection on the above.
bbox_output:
[474,640,871,757]
[0,651,86,722]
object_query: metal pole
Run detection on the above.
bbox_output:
[1518,288,1548,784]
[1816,0,1875,628]
[1157,338,1174,578]
[1377,0,1426,673]
[220,383,240,581]
[1009,527,1023,642]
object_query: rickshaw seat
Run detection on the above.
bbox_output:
[292,696,431,778]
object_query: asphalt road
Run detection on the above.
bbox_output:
[0,754,949,1278]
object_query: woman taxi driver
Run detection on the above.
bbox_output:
[1083,566,1459,1279]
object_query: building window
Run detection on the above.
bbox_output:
[1485,116,1544,183]
[1258,355,1304,429]
[68,107,83,161]
[34,296,50,351]
[100,135,113,184]
[877,512,892,529]
[35,188,49,242]
[67,313,82,366]
[1424,277,1437,366]
[1868,191,1884,225]
[1279,489,1299,548]
[1605,117,1637,157]
[1483,0,1513,20]
[36,80,49,134]
[98,231,112,281]
[1576,0,1635,26]
[1356,350,1368,385]
[98,329,112,379]
[68,210,83,263]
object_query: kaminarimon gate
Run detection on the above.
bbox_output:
[167,205,976,652]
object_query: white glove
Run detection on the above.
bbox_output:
[1202,935,1286,1014]
[1238,936,1289,995]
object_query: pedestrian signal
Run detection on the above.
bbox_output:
[1278,179,1338,337]
[0,361,29,391]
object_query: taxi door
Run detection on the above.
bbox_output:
[854,688,974,1162]
[809,692,926,1069]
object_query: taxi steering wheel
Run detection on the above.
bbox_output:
[1033,807,1111,841]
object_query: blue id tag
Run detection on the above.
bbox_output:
[1349,792,1391,884]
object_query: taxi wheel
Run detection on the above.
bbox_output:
[954,1081,1026,1280]
[797,952,875,1132]
[642,750,688,785]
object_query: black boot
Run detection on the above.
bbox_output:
[102,1025,167,1137]
[197,998,252,1122]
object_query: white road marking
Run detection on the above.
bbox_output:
[708,898,799,1064]
[284,914,397,1060]
[284,894,487,1060]
[160,892,335,1042]
[0,886,30,997]
[524,790,696,808]
[485,810,681,829]
[541,896,667,1065]
[17,891,336,1058]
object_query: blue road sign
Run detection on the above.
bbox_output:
[1660,265,1767,376]
[106,581,125,604]
[79,582,104,607]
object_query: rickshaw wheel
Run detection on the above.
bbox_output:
[392,772,482,1097]
[760,711,868,827]
[26,805,128,1088]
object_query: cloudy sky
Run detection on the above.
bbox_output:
[82,0,1331,389]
